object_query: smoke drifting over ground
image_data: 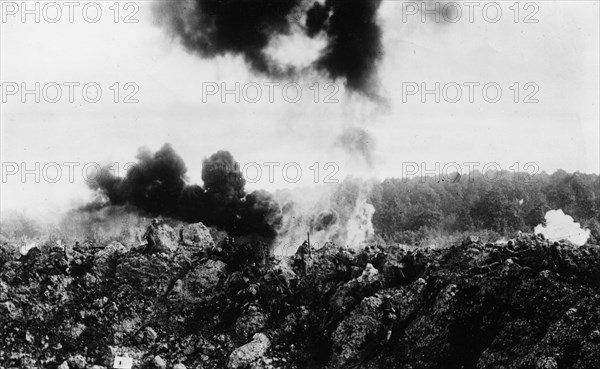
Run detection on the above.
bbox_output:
[306,0,383,94]
[154,0,383,95]
[87,144,280,238]
[85,144,377,252]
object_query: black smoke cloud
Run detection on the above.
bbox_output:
[154,0,384,95]
[154,0,301,77]
[88,144,280,238]
[306,0,383,94]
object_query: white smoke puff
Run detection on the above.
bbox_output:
[534,209,591,246]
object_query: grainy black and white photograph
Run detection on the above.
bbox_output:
[0,1,599,368]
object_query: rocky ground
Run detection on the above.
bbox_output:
[1,224,600,369]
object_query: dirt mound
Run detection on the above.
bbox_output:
[1,232,599,368]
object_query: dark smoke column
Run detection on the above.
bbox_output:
[198,151,281,237]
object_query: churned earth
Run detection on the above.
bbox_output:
[1,223,599,369]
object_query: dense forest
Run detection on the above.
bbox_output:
[369,170,600,245]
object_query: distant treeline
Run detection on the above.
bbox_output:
[368,170,600,245]
[2,170,599,247]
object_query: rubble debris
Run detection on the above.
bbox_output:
[227,333,271,369]
[0,230,599,369]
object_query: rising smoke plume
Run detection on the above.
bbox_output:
[154,0,384,96]
[87,144,280,238]
[273,177,376,255]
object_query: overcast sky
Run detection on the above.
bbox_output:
[1,0,598,219]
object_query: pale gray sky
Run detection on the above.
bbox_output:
[1,0,598,219]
